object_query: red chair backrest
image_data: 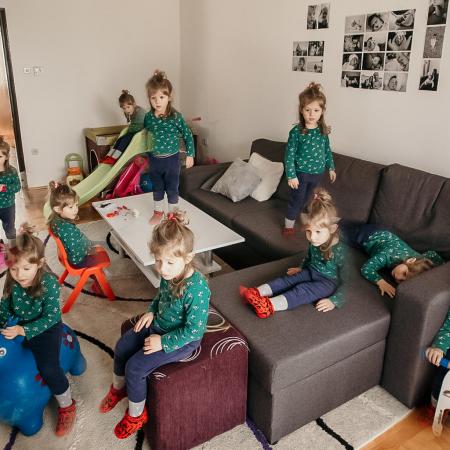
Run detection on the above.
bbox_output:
[48,228,71,269]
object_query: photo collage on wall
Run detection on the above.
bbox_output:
[307,3,331,29]
[419,0,448,91]
[341,9,416,92]
[292,41,325,73]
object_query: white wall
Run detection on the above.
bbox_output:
[0,0,181,186]
[180,0,450,178]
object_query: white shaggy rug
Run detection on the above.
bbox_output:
[0,221,411,450]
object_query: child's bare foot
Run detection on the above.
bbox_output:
[149,211,164,225]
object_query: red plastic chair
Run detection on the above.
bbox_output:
[48,229,115,313]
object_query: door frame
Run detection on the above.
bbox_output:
[0,8,25,175]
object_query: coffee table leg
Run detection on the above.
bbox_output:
[201,250,213,268]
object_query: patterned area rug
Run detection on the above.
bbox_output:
[0,221,411,450]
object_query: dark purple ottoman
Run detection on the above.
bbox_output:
[121,307,248,450]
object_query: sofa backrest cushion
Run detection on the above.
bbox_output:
[370,164,450,260]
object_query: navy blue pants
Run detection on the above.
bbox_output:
[432,349,450,401]
[23,322,69,395]
[113,132,136,152]
[114,324,200,402]
[339,220,387,250]
[286,172,323,221]
[148,153,180,205]
[267,267,337,310]
[0,204,15,239]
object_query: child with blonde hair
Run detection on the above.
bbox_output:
[144,70,195,225]
[283,83,336,235]
[99,211,210,439]
[0,136,21,246]
[102,90,147,165]
[339,220,444,298]
[241,189,345,317]
[0,224,77,436]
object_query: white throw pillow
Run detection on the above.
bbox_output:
[248,152,284,201]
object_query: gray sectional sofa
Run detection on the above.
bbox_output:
[179,139,450,443]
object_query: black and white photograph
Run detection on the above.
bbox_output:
[342,53,362,70]
[427,0,449,25]
[387,31,413,51]
[383,72,408,91]
[308,40,324,56]
[389,9,416,30]
[384,52,410,72]
[293,41,308,56]
[345,14,366,33]
[317,4,331,29]
[341,71,361,88]
[363,32,387,51]
[419,59,440,91]
[423,26,445,58]
[307,4,317,29]
[292,56,307,72]
[362,52,385,70]
[343,34,363,52]
[360,71,384,89]
[366,12,389,32]
[307,57,324,73]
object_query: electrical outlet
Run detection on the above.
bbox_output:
[31,148,39,156]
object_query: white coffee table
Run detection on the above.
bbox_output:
[92,194,244,287]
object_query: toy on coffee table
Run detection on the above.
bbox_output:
[102,203,139,219]
[0,317,87,436]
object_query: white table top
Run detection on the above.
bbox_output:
[92,194,244,266]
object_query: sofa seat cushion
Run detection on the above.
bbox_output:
[188,189,279,227]
[230,200,309,259]
[209,251,391,394]
[370,164,450,260]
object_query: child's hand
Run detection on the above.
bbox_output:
[287,267,301,276]
[143,334,162,354]
[316,299,336,312]
[288,178,299,189]
[376,279,396,298]
[134,312,154,332]
[329,170,336,183]
[426,347,444,366]
[185,156,194,169]
[1,325,25,339]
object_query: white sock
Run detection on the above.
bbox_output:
[55,387,72,408]
[285,218,295,229]
[154,200,164,212]
[106,148,115,157]
[128,399,146,417]
[270,295,288,311]
[168,203,178,212]
[113,374,125,390]
[111,149,123,159]
[7,238,16,247]
[257,284,273,297]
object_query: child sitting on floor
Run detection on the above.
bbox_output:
[241,189,345,318]
[99,210,210,439]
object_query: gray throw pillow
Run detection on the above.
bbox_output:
[211,158,261,202]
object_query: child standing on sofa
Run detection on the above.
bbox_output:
[426,308,450,410]
[0,224,77,436]
[99,211,210,439]
[339,220,444,298]
[0,136,21,246]
[283,82,336,236]
[144,70,195,225]
[241,189,345,318]
[101,90,147,165]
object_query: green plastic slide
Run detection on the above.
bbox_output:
[43,128,153,219]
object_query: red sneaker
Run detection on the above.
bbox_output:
[101,156,118,165]
[282,227,295,237]
[114,407,148,439]
[244,290,274,319]
[99,384,127,413]
[239,286,262,305]
[55,400,76,437]
[149,210,164,225]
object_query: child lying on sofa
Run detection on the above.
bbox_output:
[240,188,345,317]
[339,220,444,298]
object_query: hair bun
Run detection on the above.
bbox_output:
[153,70,166,80]
[121,89,129,95]
[308,82,322,92]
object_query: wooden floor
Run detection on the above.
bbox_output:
[16,188,450,449]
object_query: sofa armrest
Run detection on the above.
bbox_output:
[382,262,450,407]
[179,162,230,199]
